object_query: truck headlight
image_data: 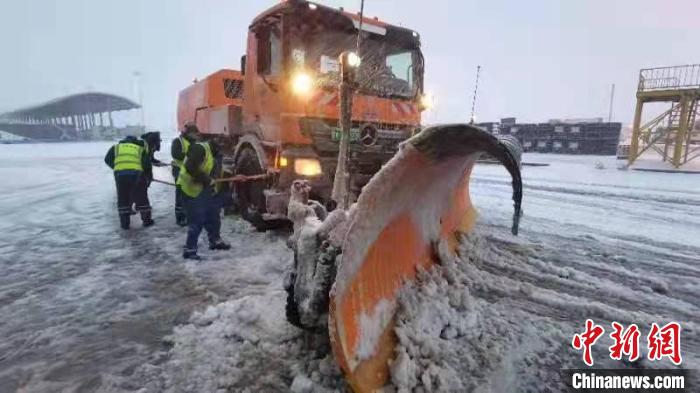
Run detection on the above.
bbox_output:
[347,52,361,68]
[291,72,313,96]
[294,158,322,176]
[419,93,434,110]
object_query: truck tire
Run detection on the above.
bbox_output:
[234,146,269,231]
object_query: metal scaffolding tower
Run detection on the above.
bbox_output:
[628,64,700,168]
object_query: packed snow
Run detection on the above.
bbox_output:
[1,142,698,392]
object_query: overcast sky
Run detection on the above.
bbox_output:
[1,0,698,130]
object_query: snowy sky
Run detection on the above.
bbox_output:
[1,0,698,130]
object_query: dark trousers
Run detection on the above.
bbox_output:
[115,173,139,229]
[133,176,151,214]
[172,167,186,223]
[183,187,222,253]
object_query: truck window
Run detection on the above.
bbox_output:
[257,26,282,76]
[386,51,414,91]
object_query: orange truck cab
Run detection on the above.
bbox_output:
[177,0,427,228]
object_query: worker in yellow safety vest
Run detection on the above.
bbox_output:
[104,135,153,229]
[177,138,231,260]
[131,131,162,226]
[171,124,199,226]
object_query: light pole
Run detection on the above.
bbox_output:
[133,71,145,131]
[469,65,481,124]
[331,52,358,210]
[608,83,615,123]
[331,0,366,209]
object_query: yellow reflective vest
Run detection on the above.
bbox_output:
[172,136,191,169]
[113,142,144,172]
[177,142,215,198]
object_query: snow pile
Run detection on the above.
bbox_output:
[390,231,699,392]
[390,234,542,392]
[116,291,345,393]
[290,208,347,328]
[93,214,346,393]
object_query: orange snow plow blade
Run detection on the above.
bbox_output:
[329,124,522,392]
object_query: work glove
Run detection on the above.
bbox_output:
[197,174,212,186]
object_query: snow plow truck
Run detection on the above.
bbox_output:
[177,0,429,229]
[177,1,524,391]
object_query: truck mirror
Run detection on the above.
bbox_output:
[241,55,247,75]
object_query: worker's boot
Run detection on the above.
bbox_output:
[119,214,130,230]
[209,238,231,251]
[176,214,188,227]
[183,248,202,261]
[141,210,155,227]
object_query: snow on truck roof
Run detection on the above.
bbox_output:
[252,0,419,37]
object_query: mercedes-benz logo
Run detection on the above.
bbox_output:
[359,124,378,146]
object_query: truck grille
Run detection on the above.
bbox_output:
[300,117,415,152]
[300,117,418,176]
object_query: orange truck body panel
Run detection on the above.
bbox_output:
[176,69,244,136]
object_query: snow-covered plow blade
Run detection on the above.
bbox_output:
[328,124,522,391]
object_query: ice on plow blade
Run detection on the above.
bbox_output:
[328,124,523,392]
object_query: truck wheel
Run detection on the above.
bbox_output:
[234,146,266,229]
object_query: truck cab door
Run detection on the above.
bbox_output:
[247,22,283,141]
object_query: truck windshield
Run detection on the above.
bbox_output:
[291,27,422,99]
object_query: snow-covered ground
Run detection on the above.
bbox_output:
[0,130,29,142]
[0,142,294,392]
[0,143,698,392]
